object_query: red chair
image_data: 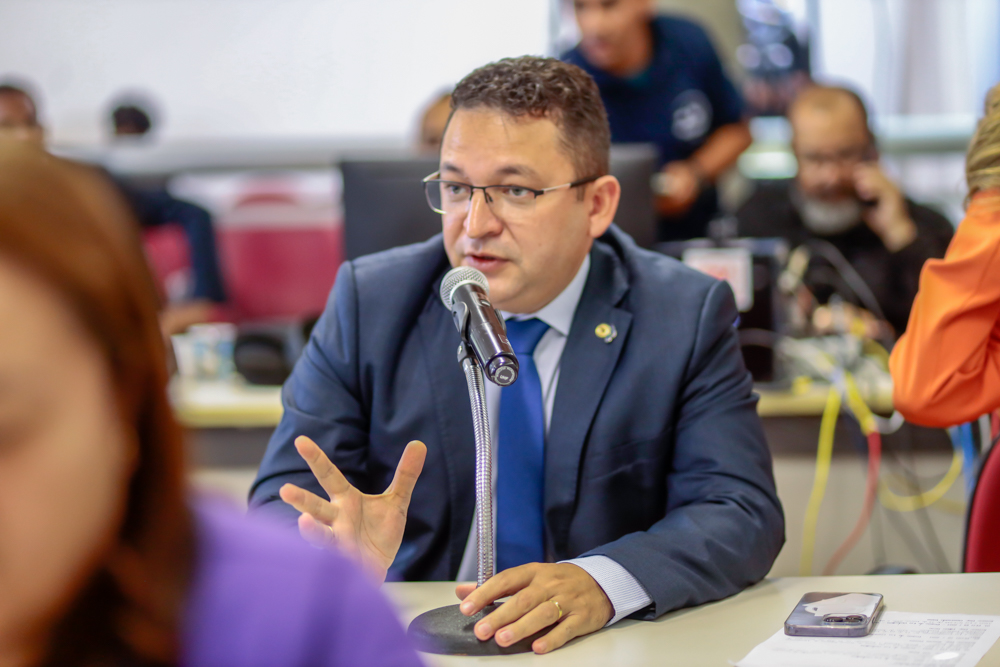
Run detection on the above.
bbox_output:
[965,441,1000,571]
[141,182,343,324]
[216,189,342,322]
[142,224,192,303]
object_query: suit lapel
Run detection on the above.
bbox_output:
[545,242,632,556]
[416,288,476,578]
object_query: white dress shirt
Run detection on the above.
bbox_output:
[455,254,653,625]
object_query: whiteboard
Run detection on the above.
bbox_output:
[0,0,553,146]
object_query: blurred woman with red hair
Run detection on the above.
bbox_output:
[0,139,422,667]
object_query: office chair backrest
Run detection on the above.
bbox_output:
[965,440,1000,572]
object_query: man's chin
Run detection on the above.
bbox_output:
[580,42,615,68]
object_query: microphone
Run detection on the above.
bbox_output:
[439,267,518,387]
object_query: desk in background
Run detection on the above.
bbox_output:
[171,377,896,429]
[385,574,1000,666]
[170,378,281,474]
[169,376,899,466]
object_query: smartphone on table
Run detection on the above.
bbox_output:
[784,592,884,637]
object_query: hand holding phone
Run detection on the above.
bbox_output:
[852,164,916,251]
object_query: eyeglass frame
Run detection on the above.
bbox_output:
[421,171,601,215]
[796,144,875,170]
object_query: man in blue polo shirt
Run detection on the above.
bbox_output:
[563,0,752,241]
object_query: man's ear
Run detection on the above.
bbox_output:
[587,174,621,239]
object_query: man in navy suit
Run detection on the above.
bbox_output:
[249,56,783,654]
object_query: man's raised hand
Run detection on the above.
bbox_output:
[278,436,426,585]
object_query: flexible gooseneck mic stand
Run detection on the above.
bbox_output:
[406,341,542,655]
[459,341,494,588]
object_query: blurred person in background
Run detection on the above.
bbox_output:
[104,95,228,336]
[890,83,1000,427]
[111,103,154,138]
[0,139,422,667]
[0,82,44,145]
[735,0,812,117]
[416,91,452,154]
[736,85,953,336]
[562,0,752,241]
[0,81,228,337]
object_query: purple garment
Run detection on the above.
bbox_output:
[182,499,424,667]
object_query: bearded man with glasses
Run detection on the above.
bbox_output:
[250,56,783,654]
[735,85,953,336]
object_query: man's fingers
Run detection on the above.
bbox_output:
[473,586,545,641]
[459,565,535,616]
[388,440,427,505]
[455,583,477,601]
[297,512,336,550]
[533,615,586,654]
[294,435,352,498]
[279,484,338,524]
[493,598,563,647]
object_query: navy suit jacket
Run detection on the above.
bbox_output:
[249,226,784,620]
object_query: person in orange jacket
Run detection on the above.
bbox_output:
[890,83,1000,428]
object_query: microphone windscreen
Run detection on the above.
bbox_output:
[439,267,489,309]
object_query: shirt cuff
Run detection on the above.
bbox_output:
[561,555,653,626]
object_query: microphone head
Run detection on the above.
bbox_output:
[439,267,489,309]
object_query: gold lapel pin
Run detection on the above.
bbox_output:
[594,323,617,343]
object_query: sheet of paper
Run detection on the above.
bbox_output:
[736,611,1000,667]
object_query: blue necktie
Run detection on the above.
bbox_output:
[497,318,550,571]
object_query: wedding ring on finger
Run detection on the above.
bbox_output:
[551,599,564,621]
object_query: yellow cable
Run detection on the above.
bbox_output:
[843,373,877,435]
[879,448,964,511]
[800,385,841,576]
[880,473,968,514]
[840,369,964,513]
[863,339,891,370]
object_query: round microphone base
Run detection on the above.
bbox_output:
[407,603,542,655]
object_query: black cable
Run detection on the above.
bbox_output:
[804,239,888,324]
[901,426,953,572]
[881,489,938,572]
[880,448,943,566]
[883,427,953,572]
[846,413,947,573]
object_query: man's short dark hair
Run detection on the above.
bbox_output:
[0,81,39,125]
[112,104,153,135]
[450,56,611,178]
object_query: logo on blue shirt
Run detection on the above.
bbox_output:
[671,90,713,143]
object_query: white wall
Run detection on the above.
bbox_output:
[811,0,1000,118]
[0,0,551,146]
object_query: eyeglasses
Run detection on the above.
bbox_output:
[797,146,872,169]
[422,171,599,221]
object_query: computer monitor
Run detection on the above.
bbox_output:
[340,155,441,261]
[607,143,658,249]
[655,237,789,384]
[339,144,659,261]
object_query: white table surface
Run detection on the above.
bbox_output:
[385,574,1000,666]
